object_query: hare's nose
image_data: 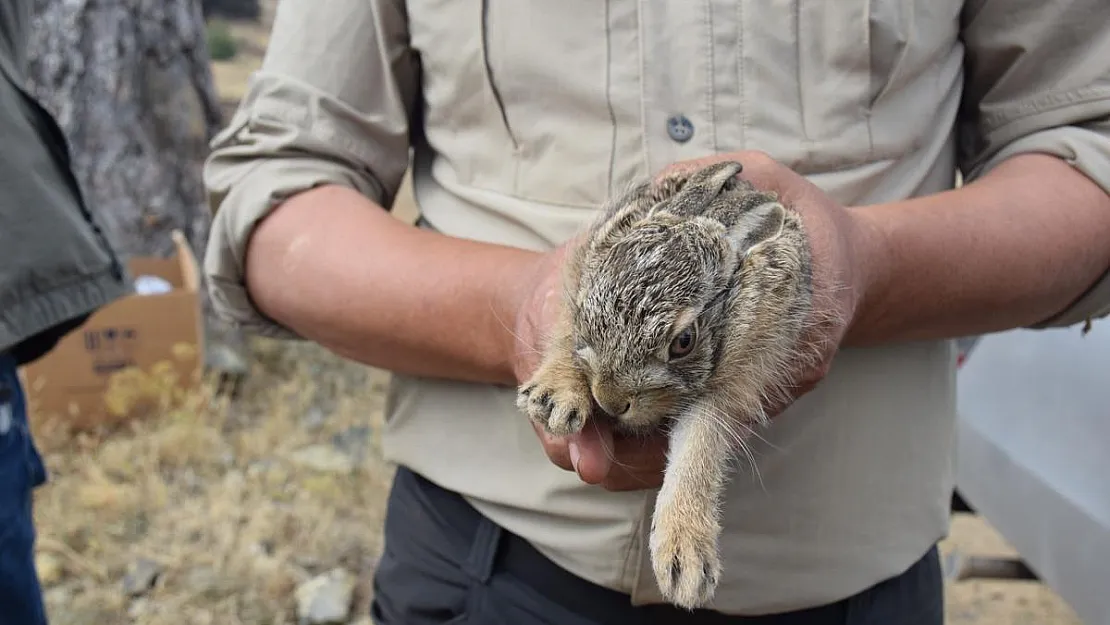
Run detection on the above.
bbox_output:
[593,390,632,417]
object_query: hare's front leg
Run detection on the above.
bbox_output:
[649,399,735,610]
[516,317,593,436]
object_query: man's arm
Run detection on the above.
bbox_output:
[847,0,1110,346]
[848,151,1110,347]
[203,0,552,388]
[242,183,541,387]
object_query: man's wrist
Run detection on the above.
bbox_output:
[488,248,547,386]
[840,205,894,348]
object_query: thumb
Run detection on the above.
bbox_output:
[567,420,614,485]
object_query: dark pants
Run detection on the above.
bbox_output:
[0,353,49,625]
[371,466,945,625]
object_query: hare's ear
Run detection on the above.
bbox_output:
[688,160,744,192]
[725,201,787,257]
[658,161,744,216]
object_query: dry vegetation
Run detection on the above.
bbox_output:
[26,6,1087,625]
[32,340,392,625]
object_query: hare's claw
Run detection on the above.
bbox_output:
[650,498,722,610]
[517,365,592,436]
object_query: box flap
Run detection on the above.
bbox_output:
[172,230,200,293]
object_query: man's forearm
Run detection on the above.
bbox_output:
[848,153,1110,346]
[243,183,540,387]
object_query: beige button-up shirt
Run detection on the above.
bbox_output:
[203,0,1110,615]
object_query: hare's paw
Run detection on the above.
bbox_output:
[649,501,722,610]
[516,366,592,436]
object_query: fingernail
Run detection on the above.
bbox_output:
[569,442,581,475]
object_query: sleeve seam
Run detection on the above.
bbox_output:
[981,83,1110,135]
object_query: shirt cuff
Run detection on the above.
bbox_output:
[966,121,1110,330]
[203,154,386,340]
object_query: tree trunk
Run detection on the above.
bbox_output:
[25,0,223,261]
[24,0,249,378]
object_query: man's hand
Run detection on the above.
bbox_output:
[511,238,674,491]
[516,151,885,491]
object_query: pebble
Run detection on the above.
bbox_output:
[330,425,372,463]
[289,445,354,475]
[127,598,150,619]
[35,552,64,586]
[301,406,327,431]
[122,558,163,597]
[294,567,355,625]
[183,566,222,596]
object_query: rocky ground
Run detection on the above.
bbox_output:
[33,339,393,625]
[28,7,1088,625]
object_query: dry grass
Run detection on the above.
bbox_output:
[32,340,393,624]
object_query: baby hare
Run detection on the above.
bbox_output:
[516,160,814,610]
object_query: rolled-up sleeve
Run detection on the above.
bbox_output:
[956,0,1110,329]
[202,0,419,338]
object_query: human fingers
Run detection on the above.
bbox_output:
[530,419,615,485]
[598,431,669,491]
[531,417,670,491]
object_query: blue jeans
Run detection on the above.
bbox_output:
[0,352,49,625]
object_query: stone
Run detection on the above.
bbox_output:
[295,568,355,625]
[35,552,64,586]
[302,406,327,432]
[44,585,72,606]
[127,598,151,619]
[183,566,223,597]
[330,425,372,463]
[122,558,163,597]
[290,445,355,475]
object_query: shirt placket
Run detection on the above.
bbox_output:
[637,0,723,175]
[621,0,739,604]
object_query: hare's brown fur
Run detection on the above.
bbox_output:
[516,160,814,610]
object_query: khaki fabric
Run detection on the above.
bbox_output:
[202,0,1110,614]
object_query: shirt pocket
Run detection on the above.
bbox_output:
[866,0,964,162]
[479,0,615,207]
[742,0,926,174]
[795,1,877,172]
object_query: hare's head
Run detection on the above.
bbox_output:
[567,161,793,432]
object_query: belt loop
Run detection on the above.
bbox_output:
[463,515,503,584]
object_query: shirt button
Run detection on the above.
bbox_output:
[666,114,694,143]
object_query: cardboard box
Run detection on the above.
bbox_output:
[20,231,206,431]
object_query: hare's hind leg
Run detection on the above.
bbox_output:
[649,399,736,610]
[516,315,593,437]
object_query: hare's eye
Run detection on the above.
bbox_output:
[668,325,697,360]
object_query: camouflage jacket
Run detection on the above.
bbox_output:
[0,0,130,366]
